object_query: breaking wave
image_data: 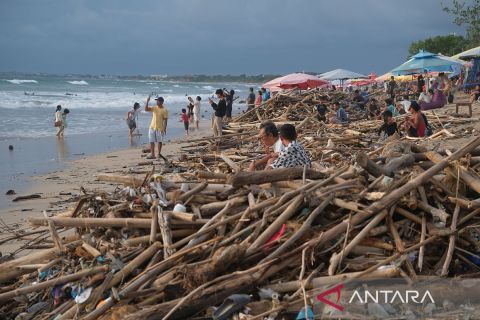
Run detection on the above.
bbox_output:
[67,80,89,85]
[5,79,38,84]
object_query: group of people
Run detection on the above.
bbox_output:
[181,96,202,136]
[246,87,271,110]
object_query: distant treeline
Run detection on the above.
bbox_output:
[118,74,283,83]
[0,72,284,84]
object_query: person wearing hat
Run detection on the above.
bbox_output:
[208,89,226,137]
[126,102,141,137]
[145,95,169,159]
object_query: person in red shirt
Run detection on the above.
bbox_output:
[405,101,426,137]
[255,90,263,107]
[181,108,189,136]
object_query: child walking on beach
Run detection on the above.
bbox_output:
[58,108,69,137]
[181,108,189,136]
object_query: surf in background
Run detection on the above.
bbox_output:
[0,74,253,139]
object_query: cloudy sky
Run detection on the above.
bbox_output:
[0,0,466,76]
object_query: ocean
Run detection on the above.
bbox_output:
[0,74,253,209]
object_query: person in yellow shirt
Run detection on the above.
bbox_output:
[145,95,169,159]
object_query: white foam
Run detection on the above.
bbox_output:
[202,85,215,91]
[67,80,89,85]
[5,79,38,84]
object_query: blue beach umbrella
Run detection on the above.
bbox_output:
[391,50,464,76]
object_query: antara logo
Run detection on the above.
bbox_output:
[349,290,435,304]
[316,284,345,311]
[316,284,435,311]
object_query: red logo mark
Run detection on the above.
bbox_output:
[316,283,344,311]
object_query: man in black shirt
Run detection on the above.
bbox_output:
[247,87,256,111]
[209,89,227,137]
[388,76,396,100]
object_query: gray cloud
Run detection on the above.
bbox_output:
[0,0,465,75]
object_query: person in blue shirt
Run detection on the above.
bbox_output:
[360,89,369,103]
[329,102,349,124]
[384,98,400,117]
[261,88,270,102]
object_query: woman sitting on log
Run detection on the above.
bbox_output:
[269,124,311,169]
[404,101,426,137]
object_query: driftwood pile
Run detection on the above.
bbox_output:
[2,130,480,319]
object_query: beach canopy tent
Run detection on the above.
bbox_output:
[318,69,367,81]
[318,69,367,88]
[262,73,329,91]
[452,46,480,60]
[391,50,464,76]
[376,72,420,82]
[349,73,377,87]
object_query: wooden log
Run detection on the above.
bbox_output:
[199,196,246,216]
[328,209,389,275]
[177,182,208,203]
[107,242,162,289]
[196,171,228,180]
[220,153,241,173]
[0,265,108,302]
[150,202,159,244]
[0,240,81,283]
[228,168,326,188]
[308,137,480,269]
[426,151,480,194]
[264,193,334,261]
[265,267,400,293]
[96,174,144,187]
[247,194,304,256]
[123,229,195,246]
[81,242,101,258]
[28,217,205,229]
[384,154,416,176]
[12,194,41,202]
[441,205,460,276]
[356,152,385,177]
[171,211,197,222]
[44,211,64,251]
[158,208,175,259]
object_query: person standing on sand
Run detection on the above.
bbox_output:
[145,95,169,159]
[58,108,69,137]
[55,105,62,137]
[209,89,226,137]
[388,76,396,100]
[255,90,263,107]
[247,87,256,111]
[187,97,195,123]
[225,89,234,121]
[193,96,201,130]
[126,102,140,137]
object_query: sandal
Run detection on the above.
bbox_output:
[146,155,156,160]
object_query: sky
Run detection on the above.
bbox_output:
[0,0,467,76]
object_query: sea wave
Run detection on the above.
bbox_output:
[5,79,38,84]
[67,80,89,85]
[201,85,215,91]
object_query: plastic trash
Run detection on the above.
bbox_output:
[75,287,92,304]
[296,306,314,320]
[212,294,251,320]
[262,224,286,253]
[173,203,187,213]
[180,183,189,193]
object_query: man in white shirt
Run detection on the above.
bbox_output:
[248,121,285,171]
[418,89,433,104]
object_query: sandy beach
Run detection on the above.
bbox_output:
[0,126,211,254]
